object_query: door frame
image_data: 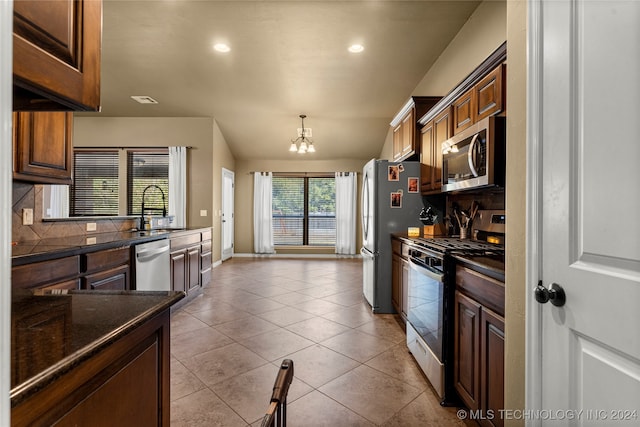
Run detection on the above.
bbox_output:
[221,168,234,261]
[525,0,544,419]
[1,1,12,422]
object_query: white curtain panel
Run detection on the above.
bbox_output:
[335,172,357,254]
[48,185,69,218]
[168,146,187,228]
[253,172,275,253]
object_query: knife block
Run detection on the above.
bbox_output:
[423,223,446,237]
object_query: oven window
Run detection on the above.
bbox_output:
[407,262,444,361]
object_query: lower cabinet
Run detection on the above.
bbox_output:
[81,246,131,291]
[170,228,212,295]
[391,237,410,320]
[454,265,505,427]
[11,310,171,427]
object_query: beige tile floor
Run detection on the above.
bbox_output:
[170,257,474,426]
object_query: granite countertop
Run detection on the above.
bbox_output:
[11,227,209,267]
[10,289,185,407]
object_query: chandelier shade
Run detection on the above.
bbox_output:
[289,114,314,154]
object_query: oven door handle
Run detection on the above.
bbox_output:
[467,133,480,177]
[408,258,445,282]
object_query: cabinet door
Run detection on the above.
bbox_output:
[13,0,102,111]
[432,107,452,191]
[83,264,129,290]
[452,88,476,135]
[400,257,409,319]
[420,121,435,192]
[170,249,187,293]
[479,307,505,427]
[391,254,401,314]
[400,109,415,158]
[186,245,200,293]
[475,64,505,122]
[392,124,403,161]
[454,290,481,411]
[13,111,73,184]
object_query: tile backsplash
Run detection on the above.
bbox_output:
[12,182,137,243]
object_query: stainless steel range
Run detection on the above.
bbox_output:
[405,210,505,405]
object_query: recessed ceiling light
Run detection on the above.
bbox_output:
[213,43,231,53]
[130,95,158,104]
[348,44,364,53]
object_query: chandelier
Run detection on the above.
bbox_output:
[289,114,315,154]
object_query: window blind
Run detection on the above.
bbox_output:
[70,151,119,216]
[127,151,169,216]
[272,175,335,246]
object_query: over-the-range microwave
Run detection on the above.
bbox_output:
[441,116,505,192]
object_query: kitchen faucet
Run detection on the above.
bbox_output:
[140,185,167,229]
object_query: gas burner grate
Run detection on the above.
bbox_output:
[413,237,504,255]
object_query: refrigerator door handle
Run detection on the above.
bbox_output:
[360,247,376,258]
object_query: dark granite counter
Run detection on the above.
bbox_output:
[10,289,184,407]
[11,227,209,267]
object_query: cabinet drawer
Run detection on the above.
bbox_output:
[12,256,80,289]
[201,229,212,242]
[83,264,130,291]
[170,233,200,249]
[200,251,212,270]
[83,246,130,274]
[201,240,212,254]
[455,265,505,316]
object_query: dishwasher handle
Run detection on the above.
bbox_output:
[136,244,170,262]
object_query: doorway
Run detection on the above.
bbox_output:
[221,168,234,261]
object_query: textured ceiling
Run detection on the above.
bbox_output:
[79,0,481,160]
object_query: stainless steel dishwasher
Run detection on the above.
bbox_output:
[134,239,171,291]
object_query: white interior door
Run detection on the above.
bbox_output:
[529,0,640,423]
[221,168,234,261]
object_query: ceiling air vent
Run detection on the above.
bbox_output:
[131,95,159,104]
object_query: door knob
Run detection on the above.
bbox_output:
[534,281,566,307]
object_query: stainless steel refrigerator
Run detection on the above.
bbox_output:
[360,159,424,313]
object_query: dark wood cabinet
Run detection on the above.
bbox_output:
[452,63,505,136]
[480,307,505,427]
[12,256,80,290]
[454,290,481,411]
[13,0,102,111]
[170,249,187,293]
[12,111,73,184]
[420,106,452,194]
[475,64,505,123]
[454,265,505,425]
[83,264,129,290]
[12,308,172,426]
[452,88,476,135]
[170,229,211,296]
[391,97,441,162]
[391,237,410,320]
[82,246,131,290]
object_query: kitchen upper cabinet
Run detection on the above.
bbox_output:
[475,64,505,122]
[452,88,475,135]
[12,111,73,185]
[13,0,102,111]
[390,97,441,162]
[452,63,505,136]
[420,106,452,194]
